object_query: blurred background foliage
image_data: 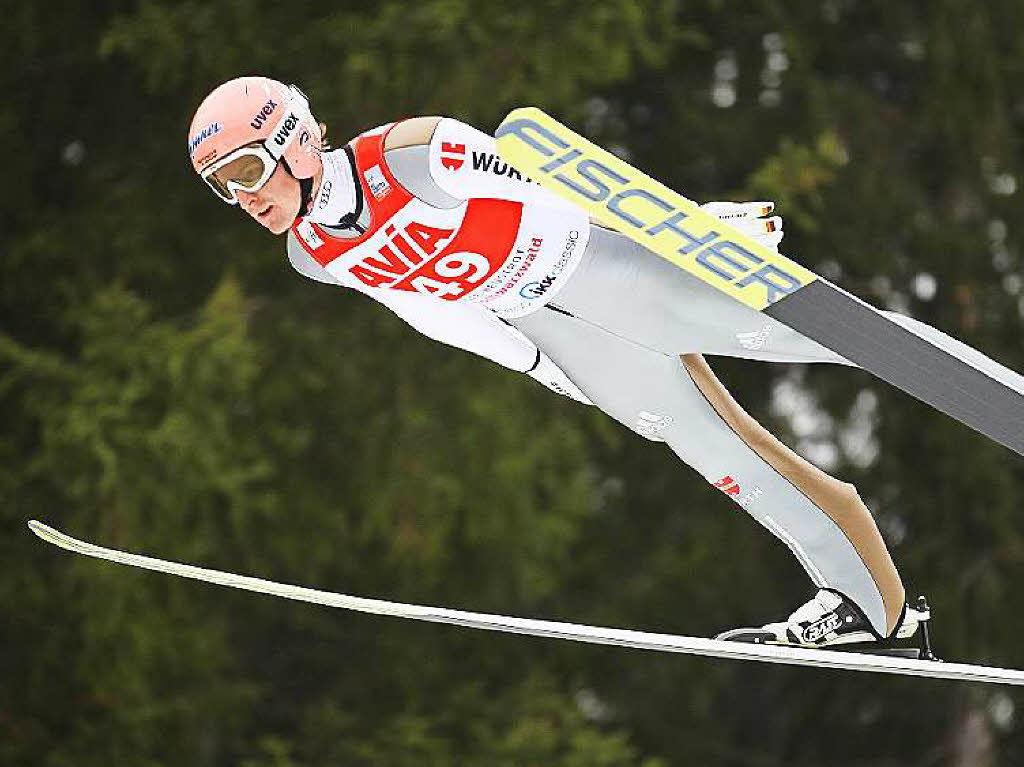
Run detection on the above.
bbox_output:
[5,0,1024,764]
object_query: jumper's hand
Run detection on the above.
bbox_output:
[700,201,783,252]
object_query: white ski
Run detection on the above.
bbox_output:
[28,520,1024,686]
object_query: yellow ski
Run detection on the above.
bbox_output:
[496,107,1024,457]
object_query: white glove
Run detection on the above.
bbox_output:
[527,350,593,405]
[700,200,783,252]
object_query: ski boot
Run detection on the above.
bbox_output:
[715,589,939,660]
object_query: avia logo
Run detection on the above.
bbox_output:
[736,325,773,351]
[188,122,221,157]
[348,211,506,302]
[801,612,842,644]
[440,141,465,171]
[350,221,457,289]
[250,99,278,129]
[472,152,530,181]
[272,113,300,146]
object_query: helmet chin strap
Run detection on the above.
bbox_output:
[281,158,315,217]
[298,176,314,216]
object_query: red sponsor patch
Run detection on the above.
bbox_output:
[713,475,741,496]
[350,199,523,300]
[440,141,466,171]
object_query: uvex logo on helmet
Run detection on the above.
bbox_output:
[273,112,300,146]
[250,99,277,129]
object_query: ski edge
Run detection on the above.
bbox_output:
[27,520,1024,687]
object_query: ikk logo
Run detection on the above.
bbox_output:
[440,142,466,171]
[250,99,278,129]
[520,276,554,299]
[516,229,579,300]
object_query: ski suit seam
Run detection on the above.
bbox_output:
[539,305,677,359]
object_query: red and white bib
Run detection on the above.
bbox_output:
[290,120,589,318]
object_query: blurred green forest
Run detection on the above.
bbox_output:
[5,0,1024,764]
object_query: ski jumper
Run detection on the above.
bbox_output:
[285,116,957,638]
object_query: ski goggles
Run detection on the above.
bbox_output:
[201,144,282,204]
[200,85,310,205]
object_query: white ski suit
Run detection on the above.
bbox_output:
[285,116,923,637]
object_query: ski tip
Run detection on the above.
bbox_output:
[502,105,544,118]
[27,520,81,553]
[27,519,57,542]
[497,105,549,130]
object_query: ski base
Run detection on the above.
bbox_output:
[27,521,1024,686]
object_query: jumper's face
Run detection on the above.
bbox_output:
[236,163,301,234]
